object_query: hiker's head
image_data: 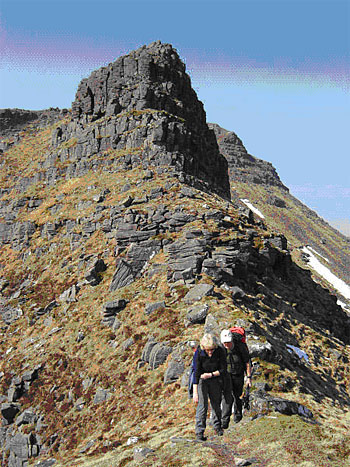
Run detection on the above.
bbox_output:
[220,329,233,349]
[200,333,217,356]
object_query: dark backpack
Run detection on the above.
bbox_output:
[227,327,249,375]
[230,326,250,358]
[229,326,247,344]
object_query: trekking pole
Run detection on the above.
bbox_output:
[242,360,257,411]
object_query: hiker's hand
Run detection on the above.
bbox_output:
[246,378,252,388]
[193,393,199,404]
[200,373,212,380]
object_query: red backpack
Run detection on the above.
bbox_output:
[229,326,246,344]
[229,326,251,366]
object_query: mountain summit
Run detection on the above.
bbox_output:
[65,41,230,200]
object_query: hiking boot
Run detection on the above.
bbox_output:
[196,433,207,441]
[234,414,242,423]
[222,422,229,429]
[215,428,224,436]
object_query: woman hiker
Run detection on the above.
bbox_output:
[220,329,252,428]
[192,333,227,441]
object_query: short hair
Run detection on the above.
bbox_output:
[200,333,218,350]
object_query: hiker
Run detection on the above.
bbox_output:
[192,333,227,441]
[220,329,251,428]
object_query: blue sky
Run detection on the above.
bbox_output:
[1,0,349,235]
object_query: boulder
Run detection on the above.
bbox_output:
[0,305,23,325]
[141,338,158,363]
[59,284,80,303]
[111,317,122,331]
[251,391,313,419]
[268,235,288,251]
[6,432,41,465]
[35,459,56,467]
[148,343,173,370]
[109,258,135,291]
[36,300,58,318]
[183,284,214,304]
[115,229,158,246]
[15,409,37,426]
[164,353,185,384]
[145,301,165,315]
[102,301,127,327]
[34,459,56,467]
[269,397,313,418]
[1,403,20,424]
[85,258,107,286]
[0,278,9,293]
[0,221,36,245]
[231,286,246,300]
[93,388,112,405]
[126,242,161,276]
[267,195,287,208]
[248,340,274,361]
[204,314,221,337]
[134,446,155,462]
[121,337,134,350]
[186,304,209,324]
[102,299,128,319]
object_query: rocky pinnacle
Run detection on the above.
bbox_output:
[69,41,231,200]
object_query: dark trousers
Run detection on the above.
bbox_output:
[222,373,244,426]
[195,378,222,435]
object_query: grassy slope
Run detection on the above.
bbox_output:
[0,121,349,466]
[230,181,349,305]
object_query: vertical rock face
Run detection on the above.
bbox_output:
[68,41,231,199]
[209,123,287,190]
[72,41,203,125]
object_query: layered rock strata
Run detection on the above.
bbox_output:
[44,41,230,200]
[209,123,287,189]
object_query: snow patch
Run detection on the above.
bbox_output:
[307,246,329,263]
[240,199,265,218]
[286,344,309,363]
[302,246,350,300]
[337,299,350,313]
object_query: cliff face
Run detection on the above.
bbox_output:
[64,41,230,200]
[0,43,349,467]
[209,123,287,190]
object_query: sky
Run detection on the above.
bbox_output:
[1,0,349,236]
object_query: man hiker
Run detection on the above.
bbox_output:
[192,333,227,441]
[220,329,252,428]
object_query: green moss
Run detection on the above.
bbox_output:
[232,414,347,467]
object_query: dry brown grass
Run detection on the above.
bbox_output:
[0,123,349,467]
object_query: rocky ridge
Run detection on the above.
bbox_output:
[210,123,350,299]
[209,123,287,190]
[0,108,66,152]
[53,41,230,201]
[0,42,349,466]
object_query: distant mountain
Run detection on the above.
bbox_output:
[0,108,66,147]
[209,123,350,304]
[208,123,287,189]
[0,42,349,467]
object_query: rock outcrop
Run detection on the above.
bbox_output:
[209,123,287,189]
[58,41,231,200]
